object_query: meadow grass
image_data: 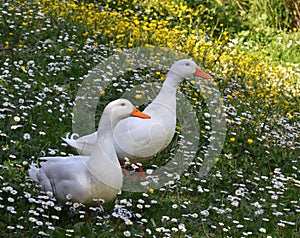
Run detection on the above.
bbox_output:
[0,0,299,237]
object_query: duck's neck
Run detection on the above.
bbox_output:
[86,114,123,189]
[93,111,120,160]
[148,70,183,110]
[96,110,117,139]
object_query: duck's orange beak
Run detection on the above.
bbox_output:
[131,108,151,119]
[194,67,213,79]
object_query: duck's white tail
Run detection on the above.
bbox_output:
[61,132,79,148]
[62,132,97,155]
[28,163,39,182]
[28,162,53,192]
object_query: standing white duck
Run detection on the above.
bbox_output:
[62,59,213,164]
[29,99,151,205]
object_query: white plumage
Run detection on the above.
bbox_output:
[62,59,212,164]
[29,99,151,205]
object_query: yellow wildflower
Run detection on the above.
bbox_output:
[176,125,181,131]
[99,90,105,96]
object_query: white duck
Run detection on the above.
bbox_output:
[29,99,151,205]
[62,59,213,164]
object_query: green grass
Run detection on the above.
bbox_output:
[236,27,300,64]
[0,0,299,237]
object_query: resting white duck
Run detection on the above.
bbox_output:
[62,59,213,165]
[29,99,151,205]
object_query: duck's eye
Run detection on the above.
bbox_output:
[185,63,190,66]
[120,103,126,106]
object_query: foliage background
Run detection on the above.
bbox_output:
[0,0,299,237]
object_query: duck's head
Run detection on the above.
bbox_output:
[169,59,213,80]
[105,99,151,124]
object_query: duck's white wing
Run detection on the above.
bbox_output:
[29,156,90,202]
[39,155,89,161]
[113,116,170,162]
